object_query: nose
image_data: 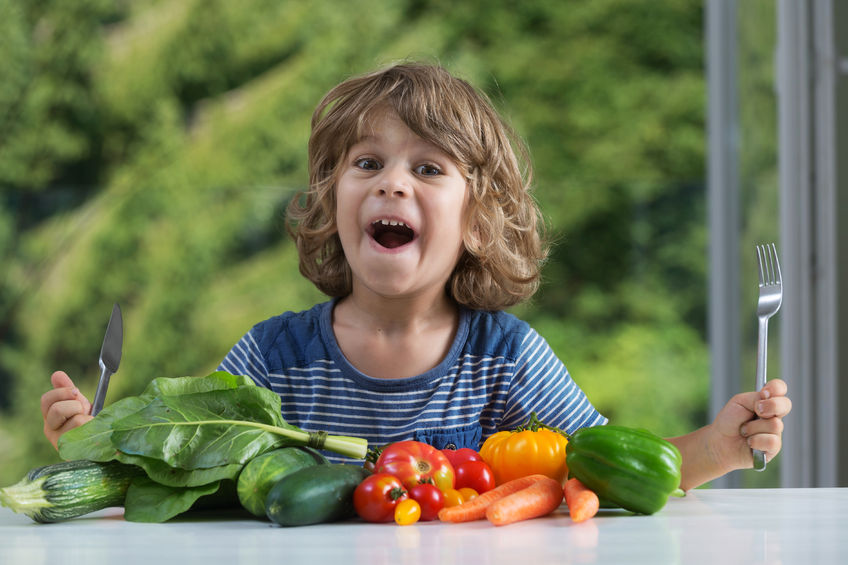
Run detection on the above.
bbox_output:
[375,165,411,198]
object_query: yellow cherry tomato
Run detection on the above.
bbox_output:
[394,498,421,525]
[442,488,465,508]
[457,487,479,501]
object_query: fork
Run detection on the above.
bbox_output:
[752,243,783,471]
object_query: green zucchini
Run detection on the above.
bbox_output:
[0,460,143,523]
[237,446,328,518]
[265,463,369,526]
[566,425,682,515]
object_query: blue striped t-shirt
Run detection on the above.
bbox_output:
[218,300,606,462]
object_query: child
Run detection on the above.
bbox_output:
[41,63,791,491]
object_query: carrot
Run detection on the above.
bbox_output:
[485,476,563,526]
[437,474,545,523]
[563,477,600,523]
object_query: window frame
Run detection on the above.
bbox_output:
[706,0,848,488]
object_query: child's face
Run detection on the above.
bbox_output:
[335,110,468,302]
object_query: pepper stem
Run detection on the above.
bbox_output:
[516,412,572,439]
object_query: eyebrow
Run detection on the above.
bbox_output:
[351,133,443,152]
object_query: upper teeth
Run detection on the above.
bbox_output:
[377,219,406,227]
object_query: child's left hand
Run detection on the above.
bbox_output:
[709,379,792,471]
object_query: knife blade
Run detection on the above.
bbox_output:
[91,303,123,416]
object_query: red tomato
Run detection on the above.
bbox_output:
[408,483,445,521]
[440,447,482,469]
[454,460,496,494]
[353,473,408,523]
[375,441,455,491]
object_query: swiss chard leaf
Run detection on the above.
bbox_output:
[57,395,152,461]
[110,386,299,469]
[58,371,365,514]
[141,371,255,397]
[57,371,253,462]
[123,476,221,523]
[115,451,243,487]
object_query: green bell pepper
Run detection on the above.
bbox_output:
[565,425,683,515]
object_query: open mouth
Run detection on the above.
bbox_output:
[369,219,416,249]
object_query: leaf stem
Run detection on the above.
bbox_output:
[137,419,368,460]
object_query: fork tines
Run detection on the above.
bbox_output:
[756,243,781,287]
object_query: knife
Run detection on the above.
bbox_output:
[91,303,123,416]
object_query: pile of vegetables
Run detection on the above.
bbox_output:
[434,413,685,525]
[0,372,367,523]
[1,377,684,527]
[353,440,497,525]
[353,414,684,527]
[352,434,570,527]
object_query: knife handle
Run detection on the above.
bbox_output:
[91,360,112,416]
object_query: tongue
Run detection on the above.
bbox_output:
[377,232,410,249]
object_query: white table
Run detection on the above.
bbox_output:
[1,488,844,565]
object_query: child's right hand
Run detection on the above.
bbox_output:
[41,371,93,449]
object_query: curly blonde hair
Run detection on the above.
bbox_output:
[287,62,548,310]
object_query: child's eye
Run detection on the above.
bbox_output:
[354,158,382,171]
[414,164,441,176]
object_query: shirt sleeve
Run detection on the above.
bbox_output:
[500,327,607,434]
[217,328,272,389]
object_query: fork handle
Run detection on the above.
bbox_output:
[752,316,769,471]
[755,317,769,392]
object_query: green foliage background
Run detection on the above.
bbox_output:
[0,0,711,485]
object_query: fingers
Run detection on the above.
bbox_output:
[754,395,792,419]
[709,380,791,472]
[42,387,70,419]
[44,411,93,450]
[740,415,784,440]
[757,380,792,418]
[761,378,788,399]
[728,379,791,421]
[42,371,93,450]
[44,395,91,431]
[50,370,74,389]
[43,395,93,450]
[739,379,791,465]
[42,371,91,417]
[743,425,783,463]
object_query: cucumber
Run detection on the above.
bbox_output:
[265,463,369,526]
[237,446,328,518]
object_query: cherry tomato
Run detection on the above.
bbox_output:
[408,483,445,521]
[440,447,482,469]
[454,460,496,494]
[353,473,408,523]
[457,487,479,501]
[442,488,465,508]
[394,499,421,525]
[375,441,455,491]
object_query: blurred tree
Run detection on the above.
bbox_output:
[0,0,126,201]
[0,0,707,485]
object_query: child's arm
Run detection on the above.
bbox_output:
[40,371,92,449]
[666,378,791,491]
